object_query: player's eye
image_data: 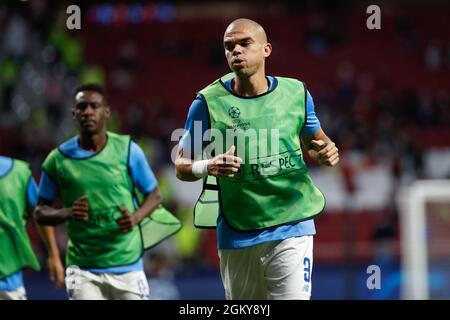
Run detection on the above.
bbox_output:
[224,43,234,51]
[75,103,87,111]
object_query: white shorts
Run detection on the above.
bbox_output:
[219,235,313,300]
[65,266,150,300]
[0,287,27,300]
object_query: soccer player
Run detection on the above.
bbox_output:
[34,84,163,300]
[175,18,339,300]
[0,156,64,300]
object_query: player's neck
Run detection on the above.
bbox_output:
[78,130,107,152]
[233,71,268,97]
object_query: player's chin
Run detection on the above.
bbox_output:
[80,125,100,135]
[230,64,247,75]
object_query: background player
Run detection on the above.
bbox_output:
[34,84,163,300]
[0,155,63,300]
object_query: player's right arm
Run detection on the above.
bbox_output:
[34,197,88,225]
[175,96,242,181]
[176,146,242,181]
[34,171,88,225]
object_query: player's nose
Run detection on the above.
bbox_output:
[232,45,243,55]
[83,104,95,114]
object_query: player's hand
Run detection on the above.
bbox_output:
[207,145,242,178]
[71,196,89,221]
[47,254,64,289]
[116,206,139,232]
[311,139,339,167]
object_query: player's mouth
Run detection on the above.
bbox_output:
[232,58,245,65]
[80,119,96,127]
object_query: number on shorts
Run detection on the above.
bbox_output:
[303,257,311,283]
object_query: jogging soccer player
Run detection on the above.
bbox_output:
[175,19,339,299]
[0,156,63,300]
[34,84,167,300]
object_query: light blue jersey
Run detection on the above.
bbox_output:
[180,76,318,250]
[0,271,24,291]
[38,138,157,274]
[0,156,38,290]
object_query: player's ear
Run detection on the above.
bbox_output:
[105,105,111,118]
[263,42,272,58]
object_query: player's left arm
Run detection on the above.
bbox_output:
[26,176,64,288]
[300,89,339,167]
[301,128,339,167]
[116,141,162,233]
[116,187,161,233]
[35,224,65,288]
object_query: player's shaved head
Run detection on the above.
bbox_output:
[224,18,268,43]
[223,18,272,79]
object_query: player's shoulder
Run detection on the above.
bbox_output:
[129,139,145,155]
[0,155,27,163]
[109,132,133,154]
[40,136,77,162]
[12,158,30,167]
[274,75,306,93]
[0,155,13,166]
[44,147,63,164]
[11,158,31,172]
[274,74,304,86]
[197,79,220,94]
[106,131,134,158]
[107,131,130,142]
[57,135,79,155]
[0,155,29,167]
[1,157,31,178]
[190,94,208,113]
[198,73,234,95]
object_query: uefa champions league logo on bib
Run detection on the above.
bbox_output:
[228,106,241,119]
